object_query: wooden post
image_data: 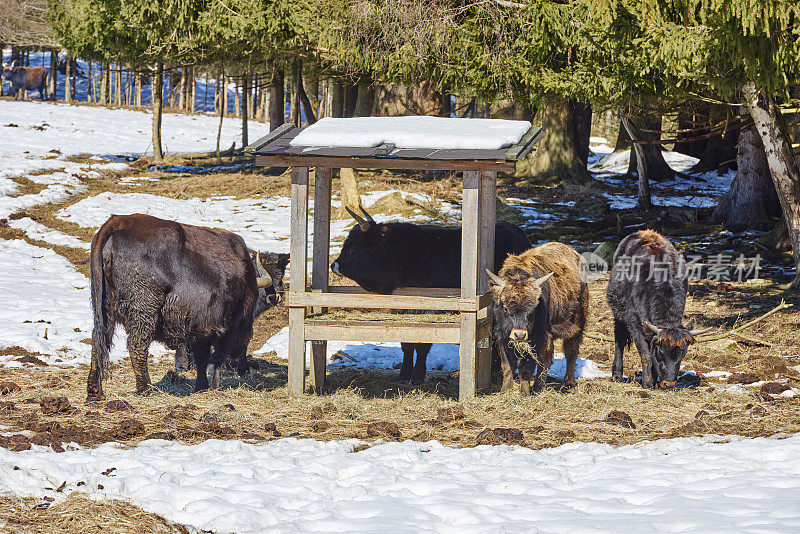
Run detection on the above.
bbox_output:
[476,171,496,391]
[288,167,309,396]
[310,167,332,392]
[460,170,480,400]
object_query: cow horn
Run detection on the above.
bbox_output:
[255,252,272,288]
[345,206,370,232]
[359,205,376,224]
[534,272,554,287]
[644,321,662,335]
[485,269,504,288]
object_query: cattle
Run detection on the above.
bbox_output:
[331,206,531,384]
[88,214,277,401]
[606,230,709,389]
[2,63,48,100]
[487,242,589,396]
[173,250,289,375]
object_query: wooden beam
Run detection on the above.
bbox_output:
[305,321,461,344]
[476,171,496,392]
[310,167,332,393]
[373,142,395,156]
[287,291,490,312]
[288,167,309,396]
[325,286,460,298]
[460,171,481,400]
[504,126,543,160]
[244,123,294,154]
[256,155,516,172]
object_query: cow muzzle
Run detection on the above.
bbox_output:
[510,329,528,341]
[659,380,677,389]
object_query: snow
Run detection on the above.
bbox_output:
[0,238,167,367]
[56,192,354,255]
[0,100,270,157]
[7,217,90,250]
[2,434,800,533]
[256,327,608,379]
[290,116,532,150]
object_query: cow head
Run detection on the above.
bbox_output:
[252,251,290,316]
[331,206,397,294]
[643,319,708,388]
[488,267,553,343]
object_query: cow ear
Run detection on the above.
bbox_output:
[276,253,290,270]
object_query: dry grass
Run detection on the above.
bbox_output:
[0,493,192,533]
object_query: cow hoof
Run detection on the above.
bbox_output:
[85,393,105,404]
[560,382,576,392]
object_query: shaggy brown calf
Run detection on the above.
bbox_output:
[488,242,589,395]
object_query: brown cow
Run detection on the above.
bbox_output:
[2,63,48,100]
[488,242,589,396]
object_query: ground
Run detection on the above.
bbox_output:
[0,98,799,533]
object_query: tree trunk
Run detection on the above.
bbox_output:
[529,99,592,182]
[48,48,57,100]
[222,76,229,117]
[743,82,800,287]
[441,90,451,117]
[337,168,362,219]
[625,112,675,180]
[188,67,195,113]
[306,70,319,118]
[178,68,185,110]
[331,80,345,118]
[673,111,706,158]
[152,62,164,162]
[99,63,107,105]
[64,55,72,103]
[712,124,781,230]
[134,71,141,107]
[296,62,317,125]
[87,62,93,103]
[115,66,121,106]
[241,71,249,147]
[571,100,591,167]
[622,117,653,210]
[344,83,358,117]
[234,79,240,117]
[353,78,375,117]
[214,75,221,114]
[290,65,299,125]
[268,65,284,132]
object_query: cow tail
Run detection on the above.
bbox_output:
[90,220,116,378]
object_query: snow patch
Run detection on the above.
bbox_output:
[290,116,531,150]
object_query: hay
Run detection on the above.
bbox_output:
[0,493,192,533]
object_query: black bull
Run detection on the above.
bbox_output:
[2,66,48,100]
[88,214,277,400]
[332,207,531,384]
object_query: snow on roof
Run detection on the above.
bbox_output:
[289,116,532,150]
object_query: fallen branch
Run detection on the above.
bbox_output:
[730,331,773,347]
[585,331,614,342]
[695,300,792,343]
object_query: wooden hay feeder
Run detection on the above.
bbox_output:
[249,119,542,401]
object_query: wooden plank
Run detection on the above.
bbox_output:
[504,126,543,160]
[478,171,497,293]
[256,154,515,173]
[305,321,461,344]
[309,166,331,393]
[311,167,332,313]
[476,317,493,391]
[287,291,482,312]
[373,143,395,156]
[244,123,295,154]
[325,286,460,298]
[460,170,481,400]
[288,167,309,397]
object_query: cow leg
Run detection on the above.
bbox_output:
[86,344,105,402]
[398,342,415,382]
[411,343,431,385]
[127,337,152,395]
[497,342,516,393]
[190,341,212,392]
[612,319,629,382]
[630,329,656,388]
[562,336,580,391]
[175,345,191,373]
[532,338,554,394]
[235,348,250,378]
